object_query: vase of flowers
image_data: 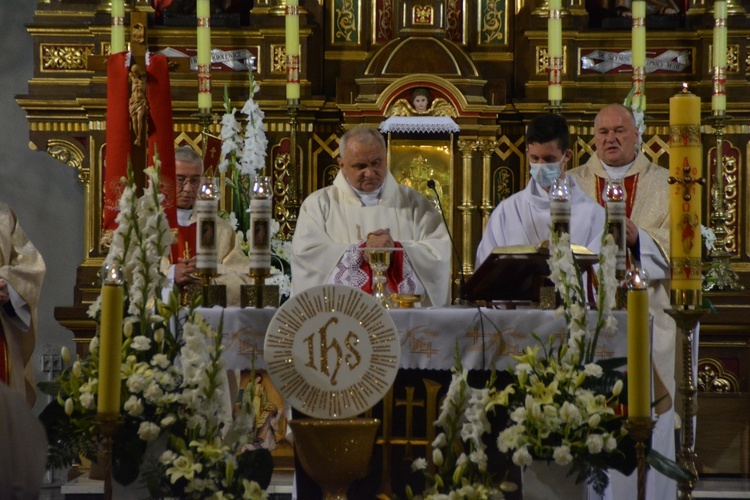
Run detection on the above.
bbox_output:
[218,67,291,301]
[39,161,273,499]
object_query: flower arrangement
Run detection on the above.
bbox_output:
[485,232,627,494]
[39,161,272,499]
[407,355,507,500]
[218,68,292,300]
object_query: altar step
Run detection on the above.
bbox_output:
[38,475,750,499]
[694,477,750,499]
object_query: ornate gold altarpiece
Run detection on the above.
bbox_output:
[19,0,750,478]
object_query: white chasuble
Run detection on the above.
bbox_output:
[292,171,451,306]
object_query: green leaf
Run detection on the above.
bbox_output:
[647,448,696,482]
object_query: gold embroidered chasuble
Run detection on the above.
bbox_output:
[0,202,45,404]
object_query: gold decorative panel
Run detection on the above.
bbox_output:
[479,0,506,45]
[536,46,567,75]
[698,358,740,392]
[389,140,453,229]
[332,0,360,44]
[272,45,286,74]
[41,43,94,71]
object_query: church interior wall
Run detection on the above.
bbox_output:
[0,1,81,416]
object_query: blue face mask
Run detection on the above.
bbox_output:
[529,161,563,189]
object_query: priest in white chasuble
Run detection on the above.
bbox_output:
[291,126,451,306]
[0,202,45,405]
[169,146,251,305]
[476,113,606,267]
[567,103,675,500]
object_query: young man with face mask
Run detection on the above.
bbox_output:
[475,113,606,267]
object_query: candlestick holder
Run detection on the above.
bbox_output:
[666,308,706,500]
[703,113,744,291]
[94,413,123,500]
[240,273,279,308]
[284,99,302,238]
[544,100,568,115]
[624,417,655,500]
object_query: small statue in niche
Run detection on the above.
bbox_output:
[386,87,458,117]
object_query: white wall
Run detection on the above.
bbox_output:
[0,1,83,414]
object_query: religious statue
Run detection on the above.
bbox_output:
[386,87,458,117]
[128,64,148,146]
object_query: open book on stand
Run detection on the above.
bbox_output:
[465,242,598,305]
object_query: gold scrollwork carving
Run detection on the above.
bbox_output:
[727,44,739,73]
[375,0,393,42]
[697,358,739,392]
[272,45,286,73]
[273,152,293,239]
[334,0,357,42]
[446,0,462,42]
[47,139,88,183]
[41,44,94,71]
[481,0,504,44]
[494,166,513,204]
[721,153,738,253]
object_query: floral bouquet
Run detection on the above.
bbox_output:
[39,161,272,499]
[408,353,507,500]
[486,231,631,494]
[218,68,292,300]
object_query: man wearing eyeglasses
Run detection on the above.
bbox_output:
[170,146,250,304]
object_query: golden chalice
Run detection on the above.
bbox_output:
[289,418,380,500]
[366,247,403,308]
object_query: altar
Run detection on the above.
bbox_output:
[197,305,631,498]
[200,306,629,372]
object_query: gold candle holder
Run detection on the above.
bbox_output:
[666,308,706,499]
[703,113,744,291]
[625,417,655,500]
[94,413,123,500]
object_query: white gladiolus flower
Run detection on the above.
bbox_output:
[553,445,573,465]
[432,448,444,467]
[586,434,604,454]
[411,457,427,472]
[512,447,533,467]
[138,421,161,441]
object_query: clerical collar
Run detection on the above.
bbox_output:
[600,159,635,180]
[177,208,192,227]
[347,180,383,207]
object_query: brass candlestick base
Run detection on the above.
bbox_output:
[241,272,279,308]
[180,283,226,308]
[625,417,655,500]
[544,100,569,115]
[703,113,744,292]
[289,418,380,500]
[95,413,123,500]
[666,308,707,500]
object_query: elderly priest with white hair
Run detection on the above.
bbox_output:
[291,126,452,306]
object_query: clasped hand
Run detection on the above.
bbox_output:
[175,257,200,287]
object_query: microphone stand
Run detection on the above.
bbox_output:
[427,179,466,304]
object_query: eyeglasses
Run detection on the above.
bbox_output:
[177,176,201,189]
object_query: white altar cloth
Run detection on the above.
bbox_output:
[196,307,628,372]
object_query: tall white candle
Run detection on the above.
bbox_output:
[111,0,125,54]
[285,0,301,100]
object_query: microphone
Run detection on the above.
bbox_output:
[427,179,466,303]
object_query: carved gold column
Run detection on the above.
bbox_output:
[457,140,477,278]
[477,139,497,230]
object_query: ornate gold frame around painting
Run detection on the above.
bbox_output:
[386,138,454,230]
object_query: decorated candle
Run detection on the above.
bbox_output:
[547,0,562,102]
[111,0,125,54]
[626,269,651,420]
[712,0,727,113]
[196,177,220,277]
[97,263,124,415]
[249,176,273,276]
[285,0,301,100]
[631,0,646,111]
[668,87,703,306]
[197,0,212,110]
